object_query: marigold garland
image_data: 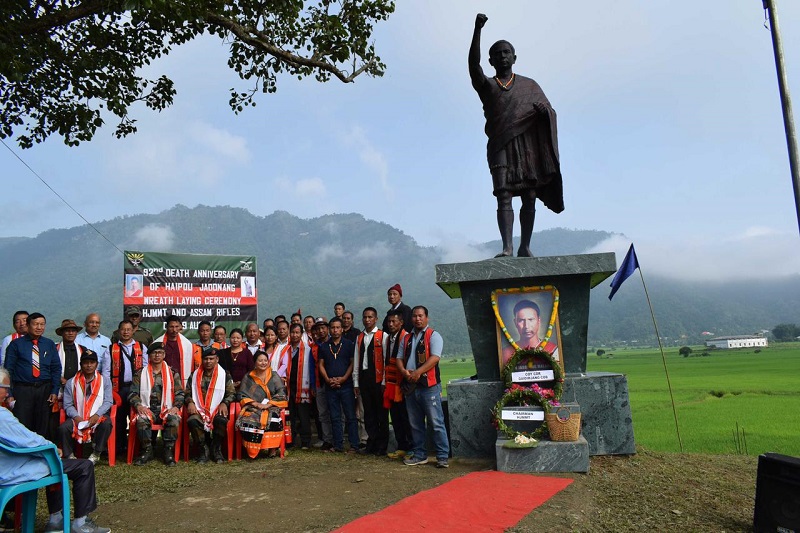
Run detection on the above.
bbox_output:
[491,285,559,353]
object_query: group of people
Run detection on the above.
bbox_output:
[0,283,451,531]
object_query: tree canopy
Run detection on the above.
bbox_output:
[0,0,394,148]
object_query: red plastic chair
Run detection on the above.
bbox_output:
[58,405,117,466]
[126,408,181,464]
[182,405,236,462]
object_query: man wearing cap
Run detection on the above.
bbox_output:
[55,319,88,385]
[52,319,90,441]
[111,306,154,347]
[185,349,235,463]
[128,342,184,466]
[152,315,193,387]
[311,317,333,450]
[383,284,413,333]
[0,310,28,367]
[58,349,113,465]
[3,312,61,438]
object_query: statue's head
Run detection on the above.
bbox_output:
[488,40,516,71]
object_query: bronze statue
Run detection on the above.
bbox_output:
[469,13,564,257]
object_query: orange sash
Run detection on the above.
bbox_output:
[71,372,106,443]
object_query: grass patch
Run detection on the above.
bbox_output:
[589,342,800,456]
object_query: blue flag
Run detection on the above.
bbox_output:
[608,244,639,300]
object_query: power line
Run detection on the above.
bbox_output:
[1,138,125,255]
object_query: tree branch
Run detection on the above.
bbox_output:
[15,0,113,36]
[204,11,374,83]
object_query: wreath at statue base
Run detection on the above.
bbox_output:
[492,348,564,446]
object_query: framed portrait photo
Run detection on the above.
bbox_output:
[491,285,563,373]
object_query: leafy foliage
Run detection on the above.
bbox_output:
[772,323,800,342]
[678,346,692,357]
[0,0,394,147]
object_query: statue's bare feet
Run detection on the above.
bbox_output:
[517,246,533,257]
[494,250,512,258]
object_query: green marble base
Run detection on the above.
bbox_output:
[496,435,590,473]
[435,254,616,380]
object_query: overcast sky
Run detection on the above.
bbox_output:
[3,0,800,281]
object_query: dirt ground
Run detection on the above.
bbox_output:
[80,446,757,532]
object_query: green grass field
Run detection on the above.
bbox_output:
[440,343,800,456]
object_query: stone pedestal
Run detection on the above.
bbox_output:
[495,436,590,473]
[447,374,635,458]
[564,372,636,455]
[447,379,504,458]
[435,254,616,378]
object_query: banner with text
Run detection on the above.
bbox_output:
[123,251,257,339]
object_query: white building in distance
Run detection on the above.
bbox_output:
[705,335,768,349]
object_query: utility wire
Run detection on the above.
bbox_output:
[1,138,125,255]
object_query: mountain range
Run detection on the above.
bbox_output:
[0,205,797,354]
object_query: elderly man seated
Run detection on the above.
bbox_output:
[0,367,110,533]
[57,349,113,465]
[185,349,235,463]
[128,342,184,466]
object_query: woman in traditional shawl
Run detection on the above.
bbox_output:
[236,351,288,458]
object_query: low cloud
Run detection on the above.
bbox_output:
[275,177,326,197]
[188,121,250,163]
[314,244,345,264]
[586,228,800,281]
[108,119,250,191]
[353,242,391,261]
[437,241,491,264]
[133,224,175,251]
[343,126,390,196]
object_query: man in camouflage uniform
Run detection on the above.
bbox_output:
[185,349,235,463]
[128,342,184,466]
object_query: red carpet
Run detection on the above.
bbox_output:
[335,471,573,532]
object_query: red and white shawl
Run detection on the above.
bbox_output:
[136,362,177,422]
[191,365,226,432]
[72,372,106,443]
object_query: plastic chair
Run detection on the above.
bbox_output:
[234,405,287,459]
[126,408,181,464]
[60,405,117,466]
[182,405,236,462]
[0,441,70,533]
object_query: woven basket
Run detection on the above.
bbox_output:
[545,406,581,442]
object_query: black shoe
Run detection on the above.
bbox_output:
[196,444,210,464]
[164,446,176,467]
[321,442,333,451]
[133,447,153,466]
[212,444,225,464]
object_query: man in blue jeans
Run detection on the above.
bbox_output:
[317,317,360,453]
[397,306,450,468]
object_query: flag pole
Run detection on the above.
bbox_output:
[763,0,800,236]
[637,266,684,452]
